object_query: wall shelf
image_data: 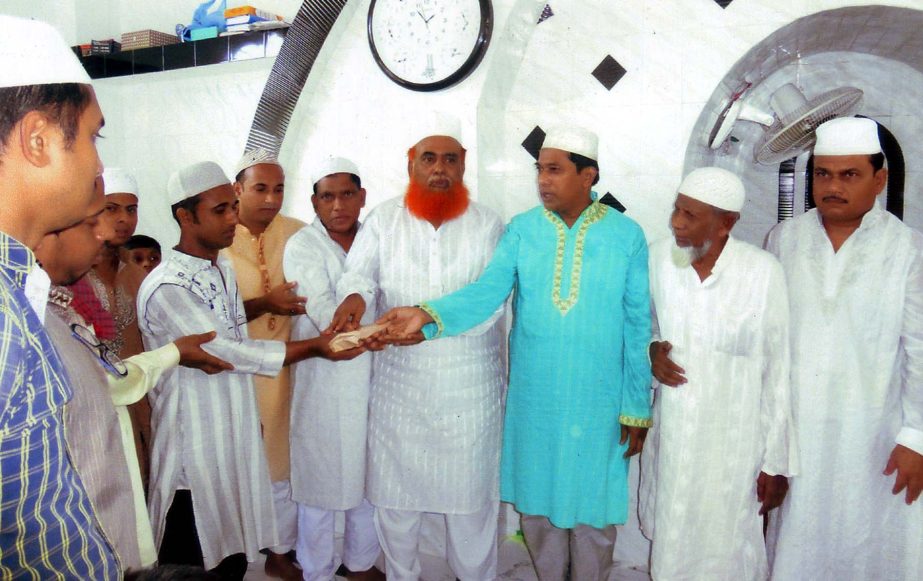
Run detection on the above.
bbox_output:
[74,29,288,79]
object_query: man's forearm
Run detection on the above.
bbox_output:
[283,337,326,366]
[243,296,268,321]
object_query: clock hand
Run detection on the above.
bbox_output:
[416,8,435,26]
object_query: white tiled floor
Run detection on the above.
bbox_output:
[244,536,651,580]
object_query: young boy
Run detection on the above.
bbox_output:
[123,234,162,274]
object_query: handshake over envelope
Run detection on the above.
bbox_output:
[329,323,387,352]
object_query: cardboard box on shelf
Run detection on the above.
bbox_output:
[121,29,178,51]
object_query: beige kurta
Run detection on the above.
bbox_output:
[224,215,305,482]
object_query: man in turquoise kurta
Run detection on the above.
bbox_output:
[378,127,652,581]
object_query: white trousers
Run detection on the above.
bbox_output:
[270,480,299,554]
[374,503,499,581]
[296,499,380,581]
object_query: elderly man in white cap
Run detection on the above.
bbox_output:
[329,115,505,580]
[766,117,923,580]
[283,156,384,580]
[0,15,119,576]
[378,126,652,581]
[137,161,365,579]
[223,147,306,580]
[639,167,796,580]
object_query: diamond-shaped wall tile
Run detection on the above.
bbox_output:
[522,126,546,160]
[599,193,626,213]
[713,0,734,8]
[538,4,554,24]
[592,55,626,91]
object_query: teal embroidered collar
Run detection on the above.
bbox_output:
[543,202,608,315]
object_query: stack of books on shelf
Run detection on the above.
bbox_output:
[223,5,289,35]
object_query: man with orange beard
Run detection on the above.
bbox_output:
[330,116,505,581]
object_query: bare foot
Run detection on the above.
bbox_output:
[264,551,302,581]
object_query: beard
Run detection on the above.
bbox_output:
[671,239,712,268]
[405,178,470,223]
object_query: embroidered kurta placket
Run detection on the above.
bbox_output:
[257,234,277,331]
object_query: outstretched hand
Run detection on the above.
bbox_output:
[327,293,366,333]
[376,307,434,339]
[315,332,368,361]
[174,331,234,374]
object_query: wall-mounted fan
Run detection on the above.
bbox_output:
[709,83,864,165]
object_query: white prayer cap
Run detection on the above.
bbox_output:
[541,126,599,161]
[677,167,745,212]
[167,161,230,206]
[415,111,463,144]
[234,147,281,178]
[813,117,881,156]
[102,168,138,196]
[0,16,91,88]
[311,156,361,187]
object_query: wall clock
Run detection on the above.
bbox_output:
[367,0,493,92]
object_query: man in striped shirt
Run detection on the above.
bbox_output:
[138,161,365,579]
[0,15,119,577]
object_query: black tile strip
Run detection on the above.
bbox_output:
[522,126,546,160]
[599,193,626,213]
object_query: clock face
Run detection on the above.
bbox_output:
[368,0,492,91]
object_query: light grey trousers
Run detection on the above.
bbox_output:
[521,514,618,581]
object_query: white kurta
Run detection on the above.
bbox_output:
[137,251,285,569]
[765,205,923,580]
[640,236,797,581]
[283,219,373,510]
[336,197,505,514]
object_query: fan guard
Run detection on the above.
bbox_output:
[753,86,864,165]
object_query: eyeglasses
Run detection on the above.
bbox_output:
[70,323,129,378]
